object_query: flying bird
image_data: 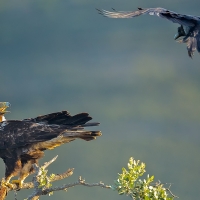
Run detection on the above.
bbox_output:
[0,102,101,189]
[97,7,200,58]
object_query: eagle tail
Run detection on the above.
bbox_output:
[32,130,101,150]
[62,130,102,141]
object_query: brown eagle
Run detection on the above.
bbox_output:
[0,102,101,189]
[97,7,200,58]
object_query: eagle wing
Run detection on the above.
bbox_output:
[0,120,67,149]
[97,7,199,27]
[0,112,101,150]
[24,111,99,126]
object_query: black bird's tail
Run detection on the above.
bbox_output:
[180,28,200,58]
[186,37,197,58]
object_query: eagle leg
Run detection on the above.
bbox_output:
[11,159,37,189]
[1,158,22,189]
[11,170,31,189]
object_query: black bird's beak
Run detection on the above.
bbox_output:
[174,33,180,40]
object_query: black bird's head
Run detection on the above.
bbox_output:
[174,25,186,40]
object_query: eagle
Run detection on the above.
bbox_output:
[96,7,200,58]
[0,102,101,189]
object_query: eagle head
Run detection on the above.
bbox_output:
[0,102,11,122]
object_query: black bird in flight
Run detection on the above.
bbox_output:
[0,102,101,190]
[97,7,200,58]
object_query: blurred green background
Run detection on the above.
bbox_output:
[1,0,200,199]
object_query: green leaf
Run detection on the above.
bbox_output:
[113,157,176,200]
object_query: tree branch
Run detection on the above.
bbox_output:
[27,176,111,200]
[42,155,58,170]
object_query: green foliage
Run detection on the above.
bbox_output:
[38,167,56,196]
[112,157,175,200]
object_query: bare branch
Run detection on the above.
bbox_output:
[51,168,74,181]
[28,176,111,198]
[166,186,179,198]
[42,155,58,170]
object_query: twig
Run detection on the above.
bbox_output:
[14,190,17,200]
[51,168,74,181]
[27,176,111,199]
[42,155,58,170]
[166,184,179,198]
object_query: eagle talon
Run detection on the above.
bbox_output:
[1,181,14,189]
[11,180,23,188]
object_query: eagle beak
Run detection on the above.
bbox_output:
[0,102,11,114]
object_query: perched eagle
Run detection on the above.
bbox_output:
[0,102,101,189]
[97,7,200,58]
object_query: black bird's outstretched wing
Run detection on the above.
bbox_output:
[97,7,199,26]
[97,7,200,57]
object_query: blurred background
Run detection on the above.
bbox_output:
[1,0,200,199]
